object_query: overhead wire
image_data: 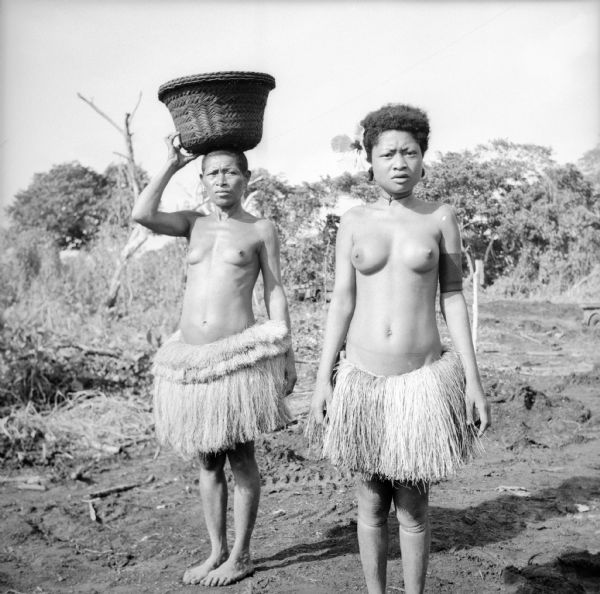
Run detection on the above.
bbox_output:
[268,4,515,143]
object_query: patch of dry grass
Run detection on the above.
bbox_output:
[0,390,153,457]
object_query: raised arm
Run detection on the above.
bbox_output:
[131,133,200,237]
[437,204,491,436]
[258,220,297,395]
[310,210,357,425]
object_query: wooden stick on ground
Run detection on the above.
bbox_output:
[88,474,154,499]
[88,483,141,499]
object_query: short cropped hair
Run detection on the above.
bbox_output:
[360,104,430,161]
[201,149,249,175]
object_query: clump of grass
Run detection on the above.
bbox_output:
[0,390,154,464]
[0,321,153,410]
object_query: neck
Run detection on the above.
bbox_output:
[215,202,243,220]
[379,189,414,206]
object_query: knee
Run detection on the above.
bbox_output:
[398,514,428,535]
[227,444,260,489]
[227,442,257,473]
[395,488,429,534]
[358,507,389,528]
[358,488,391,528]
[396,502,429,534]
[199,451,226,474]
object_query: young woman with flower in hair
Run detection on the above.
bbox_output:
[310,104,490,594]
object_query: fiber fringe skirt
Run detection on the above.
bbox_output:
[152,321,292,458]
[316,349,481,483]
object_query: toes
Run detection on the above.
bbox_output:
[183,567,210,585]
[201,572,231,587]
[183,573,199,585]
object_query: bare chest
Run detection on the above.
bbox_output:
[351,217,439,275]
[186,220,260,268]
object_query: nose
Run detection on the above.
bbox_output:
[391,153,407,169]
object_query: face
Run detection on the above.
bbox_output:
[371,130,423,199]
[201,153,249,207]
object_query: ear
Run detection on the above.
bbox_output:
[421,167,426,178]
[245,170,252,181]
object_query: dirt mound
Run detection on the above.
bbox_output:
[483,372,593,452]
[503,550,600,593]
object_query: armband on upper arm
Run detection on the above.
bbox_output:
[439,252,463,293]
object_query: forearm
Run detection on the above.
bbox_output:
[440,292,481,383]
[315,294,354,383]
[132,161,178,224]
[264,286,291,329]
[265,286,294,354]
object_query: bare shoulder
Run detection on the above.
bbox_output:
[182,209,206,219]
[422,201,458,228]
[340,204,368,228]
[252,217,279,247]
[182,210,206,236]
[185,209,207,225]
[253,216,277,235]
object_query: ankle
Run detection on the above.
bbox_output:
[228,547,252,563]
[209,546,229,560]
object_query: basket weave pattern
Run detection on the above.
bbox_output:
[158,72,276,155]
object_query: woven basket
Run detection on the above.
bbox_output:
[158,71,276,155]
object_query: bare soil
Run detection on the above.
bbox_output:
[1,299,599,593]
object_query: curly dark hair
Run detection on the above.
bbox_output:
[360,104,430,161]
[202,149,249,175]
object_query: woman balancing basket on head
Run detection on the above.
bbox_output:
[133,72,296,587]
[309,104,491,594]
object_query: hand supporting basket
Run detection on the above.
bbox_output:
[158,71,276,155]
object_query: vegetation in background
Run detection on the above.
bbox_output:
[1,139,598,464]
[6,161,149,249]
[421,140,600,292]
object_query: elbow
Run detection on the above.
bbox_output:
[266,286,287,310]
[330,291,355,319]
[131,208,149,226]
[131,189,152,225]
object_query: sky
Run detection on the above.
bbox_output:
[0,0,598,221]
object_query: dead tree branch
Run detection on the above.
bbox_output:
[78,92,150,308]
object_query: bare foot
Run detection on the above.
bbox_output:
[182,554,228,585]
[200,554,255,587]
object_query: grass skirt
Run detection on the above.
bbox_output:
[321,349,481,483]
[152,321,292,457]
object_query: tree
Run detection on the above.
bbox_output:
[422,140,600,290]
[578,142,600,192]
[77,92,149,307]
[103,162,150,227]
[247,170,339,289]
[7,162,110,249]
[420,149,508,281]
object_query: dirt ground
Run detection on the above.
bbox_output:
[1,299,599,593]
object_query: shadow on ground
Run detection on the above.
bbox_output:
[255,476,599,573]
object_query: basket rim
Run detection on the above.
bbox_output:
[158,71,276,101]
